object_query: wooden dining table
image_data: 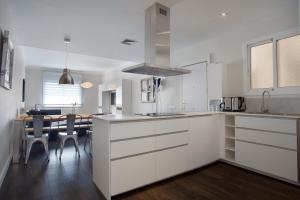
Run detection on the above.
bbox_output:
[16,114,93,122]
[13,114,94,164]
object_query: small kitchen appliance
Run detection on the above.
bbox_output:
[220,97,246,112]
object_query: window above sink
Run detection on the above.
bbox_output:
[244,28,300,96]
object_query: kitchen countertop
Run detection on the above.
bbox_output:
[94,111,300,123]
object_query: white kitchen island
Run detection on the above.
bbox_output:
[93,113,222,199]
[93,112,300,199]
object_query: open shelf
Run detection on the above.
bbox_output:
[225,127,235,138]
[224,115,236,162]
[225,150,235,161]
[225,138,235,150]
[225,124,235,128]
[225,115,235,127]
[225,136,235,140]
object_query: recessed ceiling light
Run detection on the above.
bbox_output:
[220,12,228,17]
[121,39,138,45]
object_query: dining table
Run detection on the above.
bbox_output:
[13,114,94,164]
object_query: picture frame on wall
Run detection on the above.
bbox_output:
[0,29,14,90]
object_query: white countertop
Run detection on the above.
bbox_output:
[94,111,300,123]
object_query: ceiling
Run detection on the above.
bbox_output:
[7,0,299,72]
[8,0,181,72]
[171,0,299,50]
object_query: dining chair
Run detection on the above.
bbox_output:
[23,115,52,165]
[55,114,82,160]
[84,115,93,155]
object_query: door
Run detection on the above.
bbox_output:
[182,63,207,112]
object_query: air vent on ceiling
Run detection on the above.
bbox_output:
[121,39,138,45]
[159,8,167,16]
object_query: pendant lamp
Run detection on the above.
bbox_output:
[59,36,74,85]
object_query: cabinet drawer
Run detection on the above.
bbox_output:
[236,141,297,181]
[153,118,188,134]
[110,121,155,140]
[156,131,189,150]
[111,153,156,195]
[156,145,189,180]
[236,128,297,150]
[111,137,156,159]
[236,116,297,134]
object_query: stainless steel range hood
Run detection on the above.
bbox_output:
[122,3,191,77]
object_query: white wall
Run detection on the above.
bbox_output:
[171,0,299,97]
[102,68,181,114]
[0,0,25,187]
[25,67,102,114]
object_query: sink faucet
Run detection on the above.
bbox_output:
[261,90,271,113]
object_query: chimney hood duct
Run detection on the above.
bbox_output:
[122,3,191,77]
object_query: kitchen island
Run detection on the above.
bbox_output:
[93,112,300,199]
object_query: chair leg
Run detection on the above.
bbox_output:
[84,134,88,150]
[55,137,60,155]
[42,139,49,161]
[25,141,33,165]
[59,139,65,160]
[89,135,93,156]
[22,139,27,160]
[74,137,80,158]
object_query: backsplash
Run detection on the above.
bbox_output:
[245,97,300,114]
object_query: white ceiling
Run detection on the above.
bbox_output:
[8,0,181,72]
[171,0,299,50]
[7,0,299,72]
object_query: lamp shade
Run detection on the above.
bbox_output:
[81,81,93,89]
[59,68,74,84]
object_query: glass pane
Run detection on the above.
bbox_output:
[277,35,300,87]
[250,42,273,89]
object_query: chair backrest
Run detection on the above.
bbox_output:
[32,115,44,138]
[66,114,76,135]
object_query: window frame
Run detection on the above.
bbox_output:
[243,28,300,96]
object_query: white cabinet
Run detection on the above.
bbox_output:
[236,128,297,150]
[236,116,297,134]
[188,115,220,170]
[156,146,189,180]
[236,141,297,181]
[207,64,223,100]
[111,153,156,196]
[235,116,298,182]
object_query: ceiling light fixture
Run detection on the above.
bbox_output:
[220,12,228,17]
[121,39,138,45]
[59,35,74,85]
[81,81,93,89]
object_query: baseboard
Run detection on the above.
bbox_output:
[0,153,12,189]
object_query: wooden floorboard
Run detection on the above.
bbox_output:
[0,138,300,200]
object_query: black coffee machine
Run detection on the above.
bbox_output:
[220,97,246,112]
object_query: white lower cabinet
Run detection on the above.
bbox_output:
[188,116,220,170]
[236,140,298,182]
[156,146,189,180]
[111,153,156,196]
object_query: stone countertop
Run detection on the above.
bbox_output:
[93,112,300,123]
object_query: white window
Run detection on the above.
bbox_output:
[43,72,82,107]
[245,30,300,95]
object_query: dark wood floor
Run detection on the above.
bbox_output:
[1,138,300,200]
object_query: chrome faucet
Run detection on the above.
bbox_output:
[261,90,271,113]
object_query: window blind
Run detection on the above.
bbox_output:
[43,72,82,107]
